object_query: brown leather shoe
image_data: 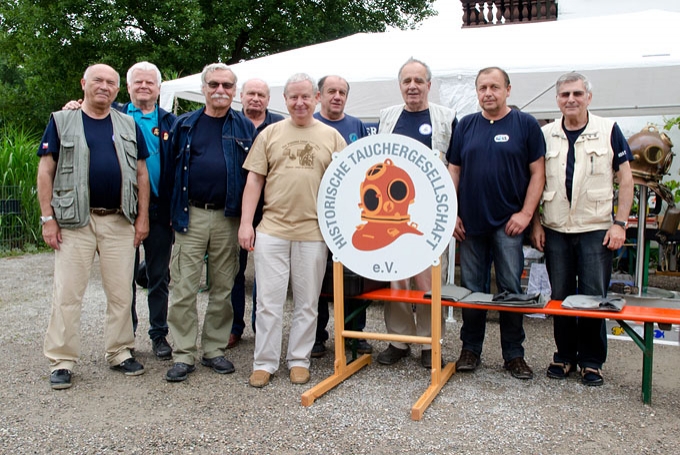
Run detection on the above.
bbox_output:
[504,357,534,380]
[249,370,271,388]
[227,333,241,349]
[289,366,310,384]
[455,349,480,372]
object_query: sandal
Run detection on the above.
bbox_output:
[580,367,604,386]
[546,361,575,379]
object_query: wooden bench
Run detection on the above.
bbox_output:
[302,262,680,419]
[354,287,680,405]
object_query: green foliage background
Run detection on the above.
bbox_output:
[0,0,436,130]
[0,0,435,252]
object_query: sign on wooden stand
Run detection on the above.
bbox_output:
[303,134,457,420]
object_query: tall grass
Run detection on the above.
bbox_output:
[0,124,42,254]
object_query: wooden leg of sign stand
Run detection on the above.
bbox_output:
[411,263,456,420]
[302,261,371,406]
[302,261,455,421]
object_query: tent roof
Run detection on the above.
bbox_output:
[160,9,680,120]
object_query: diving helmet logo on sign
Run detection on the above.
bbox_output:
[317,133,457,281]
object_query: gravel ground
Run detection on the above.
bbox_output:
[1,252,679,454]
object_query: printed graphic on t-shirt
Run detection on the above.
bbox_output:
[283,141,319,168]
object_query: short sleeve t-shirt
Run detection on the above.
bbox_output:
[313,113,367,144]
[563,120,633,202]
[448,109,546,236]
[38,111,149,209]
[392,109,457,157]
[243,119,347,241]
[187,113,228,206]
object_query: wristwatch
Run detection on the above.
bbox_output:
[613,220,627,229]
[40,215,54,225]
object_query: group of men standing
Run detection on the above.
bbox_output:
[38,56,632,391]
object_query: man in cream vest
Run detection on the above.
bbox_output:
[37,64,150,390]
[376,58,457,369]
[531,72,634,386]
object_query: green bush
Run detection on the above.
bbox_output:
[0,124,42,254]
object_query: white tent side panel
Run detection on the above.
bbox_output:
[160,9,680,120]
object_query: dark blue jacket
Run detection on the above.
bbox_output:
[170,107,257,233]
[115,101,176,224]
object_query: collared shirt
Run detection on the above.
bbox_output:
[128,104,161,197]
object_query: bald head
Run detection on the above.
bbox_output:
[241,78,271,122]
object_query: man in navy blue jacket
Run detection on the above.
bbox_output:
[166,63,257,382]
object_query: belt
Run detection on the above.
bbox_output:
[188,200,223,211]
[90,208,122,216]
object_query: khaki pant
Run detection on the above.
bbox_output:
[252,233,327,373]
[168,207,239,365]
[44,214,136,371]
[385,265,447,350]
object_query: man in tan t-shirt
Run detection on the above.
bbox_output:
[238,73,346,388]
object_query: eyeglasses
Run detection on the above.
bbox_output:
[206,81,235,90]
[558,90,586,99]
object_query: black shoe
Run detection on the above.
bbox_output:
[201,356,235,374]
[547,361,576,379]
[581,367,604,386]
[377,344,410,365]
[344,339,374,354]
[111,357,145,376]
[166,362,196,382]
[504,357,534,380]
[152,337,172,360]
[455,349,480,372]
[421,349,443,369]
[50,369,72,390]
[311,341,327,358]
[355,339,373,354]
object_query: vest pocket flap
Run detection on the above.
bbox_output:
[60,141,75,172]
[120,133,136,143]
[586,148,607,157]
[586,188,613,202]
[542,190,556,202]
[545,149,560,160]
[51,192,80,225]
[54,196,75,208]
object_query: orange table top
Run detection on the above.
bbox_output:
[357,288,680,325]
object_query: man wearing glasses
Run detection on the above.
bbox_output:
[531,72,634,386]
[165,63,257,382]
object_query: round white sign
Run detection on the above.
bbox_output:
[317,133,457,281]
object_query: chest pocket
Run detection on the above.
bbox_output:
[584,148,609,176]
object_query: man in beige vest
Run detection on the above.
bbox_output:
[377,58,457,369]
[37,63,150,390]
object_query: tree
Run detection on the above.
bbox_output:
[0,0,436,129]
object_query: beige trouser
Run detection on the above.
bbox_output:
[168,207,239,365]
[44,214,136,372]
[252,233,327,374]
[385,264,447,350]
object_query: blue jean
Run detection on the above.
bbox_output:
[131,214,173,341]
[459,225,526,362]
[544,228,610,369]
[231,248,256,336]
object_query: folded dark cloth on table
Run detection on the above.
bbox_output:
[424,286,546,308]
[492,291,541,304]
[561,295,626,312]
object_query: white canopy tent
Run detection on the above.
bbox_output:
[160,9,680,121]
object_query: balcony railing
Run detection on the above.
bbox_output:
[461,1,558,27]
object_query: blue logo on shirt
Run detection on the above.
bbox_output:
[494,134,509,143]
